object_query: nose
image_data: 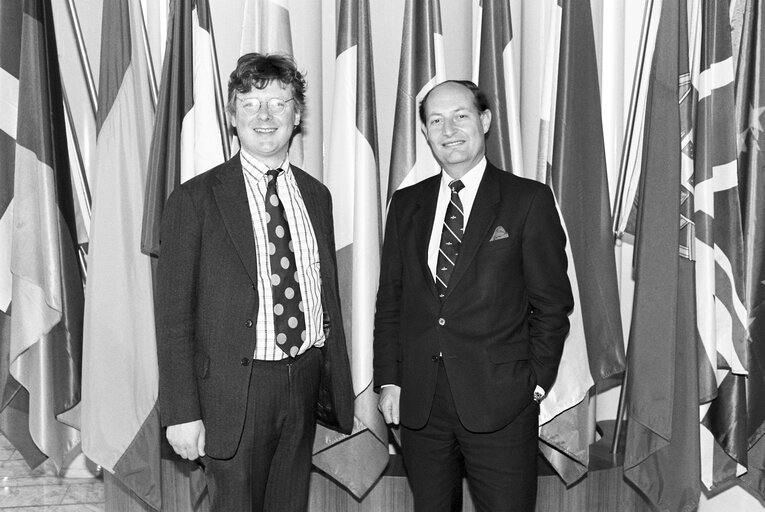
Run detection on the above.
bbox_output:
[442,117,456,136]
[256,105,272,120]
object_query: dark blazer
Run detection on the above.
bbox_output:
[155,153,354,459]
[373,163,574,433]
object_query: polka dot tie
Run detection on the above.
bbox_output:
[436,179,465,300]
[265,169,306,357]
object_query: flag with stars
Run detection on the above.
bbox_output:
[736,0,765,501]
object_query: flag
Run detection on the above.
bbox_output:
[534,1,562,185]
[623,2,702,510]
[537,0,626,485]
[142,0,227,258]
[81,0,160,508]
[387,0,445,196]
[476,0,523,175]
[0,0,83,472]
[239,0,305,167]
[314,0,389,497]
[736,0,765,500]
[240,0,293,54]
[690,0,749,490]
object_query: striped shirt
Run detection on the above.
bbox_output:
[241,150,325,360]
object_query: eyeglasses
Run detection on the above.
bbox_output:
[239,97,295,115]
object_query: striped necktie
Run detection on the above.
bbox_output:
[436,179,465,299]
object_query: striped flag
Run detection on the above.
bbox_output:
[387,0,445,196]
[476,0,523,175]
[142,0,227,258]
[690,0,749,490]
[0,0,46,467]
[313,0,389,497]
[81,0,160,508]
[623,2,702,510]
[536,0,626,484]
[736,0,765,500]
[0,0,83,472]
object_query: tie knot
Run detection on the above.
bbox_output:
[267,169,282,182]
[449,180,465,194]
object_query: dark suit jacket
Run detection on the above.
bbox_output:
[373,163,574,433]
[155,153,354,459]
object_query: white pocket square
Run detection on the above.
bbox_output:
[490,226,509,241]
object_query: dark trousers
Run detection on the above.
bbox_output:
[204,347,322,512]
[401,362,539,512]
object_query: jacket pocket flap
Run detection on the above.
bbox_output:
[487,343,530,363]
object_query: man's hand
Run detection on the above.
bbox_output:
[378,385,401,425]
[166,419,206,460]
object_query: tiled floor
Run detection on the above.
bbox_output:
[0,434,104,511]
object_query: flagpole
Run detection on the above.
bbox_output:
[611,365,628,464]
[206,6,231,160]
[62,84,92,281]
[65,0,97,117]
[136,0,158,107]
[612,0,657,237]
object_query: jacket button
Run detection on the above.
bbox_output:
[245,319,253,328]
[241,358,250,366]
[438,318,445,326]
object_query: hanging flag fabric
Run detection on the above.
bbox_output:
[536,0,626,485]
[736,0,765,501]
[142,0,227,258]
[623,2,702,510]
[314,0,389,497]
[689,0,749,491]
[2,0,83,472]
[387,0,445,196]
[0,0,47,468]
[550,0,625,398]
[81,0,160,508]
[476,0,523,176]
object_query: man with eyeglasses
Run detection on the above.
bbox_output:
[155,53,353,511]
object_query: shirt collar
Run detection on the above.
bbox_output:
[440,157,486,191]
[240,149,290,181]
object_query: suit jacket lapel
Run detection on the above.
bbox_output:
[412,176,440,299]
[443,165,500,301]
[213,154,260,284]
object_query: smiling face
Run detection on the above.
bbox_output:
[228,80,301,168]
[421,82,491,179]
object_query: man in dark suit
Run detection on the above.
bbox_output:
[155,53,353,512]
[374,80,574,512]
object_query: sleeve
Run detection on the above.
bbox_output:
[522,185,575,391]
[373,194,405,390]
[155,186,203,427]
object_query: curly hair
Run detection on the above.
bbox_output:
[226,53,306,116]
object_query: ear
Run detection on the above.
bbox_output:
[226,110,236,128]
[294,109,302,127]
[480,110,492,134]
